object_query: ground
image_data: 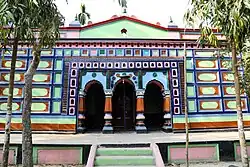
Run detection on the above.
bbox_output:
[166,162,242,167]
[8,162,242,166]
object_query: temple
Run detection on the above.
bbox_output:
[0,15,249,133]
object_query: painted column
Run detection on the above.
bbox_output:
[135,89,147,133]
[102,89,113,133]
[162,90,171,131]
[77,89,86,133]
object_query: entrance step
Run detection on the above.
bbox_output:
[86,144,164,167]
[96,147,153,156]
[95,166,156,167]
[94,155,155,166]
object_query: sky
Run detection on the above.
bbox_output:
[55,0,190,28]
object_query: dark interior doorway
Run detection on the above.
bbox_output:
[85,82,105,131]
[144,82,164,130]
[112,79,136,130]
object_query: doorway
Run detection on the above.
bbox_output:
[85,81,105,131]
[112,79,136,130]
[144,81,164,130]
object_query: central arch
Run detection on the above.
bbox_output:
[112,79,136,130]
[85,81,105,131]
[144,80,164,130]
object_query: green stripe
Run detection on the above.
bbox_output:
[173,114,250,123]
[0,117,76,124]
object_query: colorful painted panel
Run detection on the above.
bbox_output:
[36,60,53,70]
[0,147,18,164]
[32,88,51,98]
[0,73,24,83]
[197,72,219,83]
[55,49,63,56]
[0,102,22,113]
[199,99,222,111]
[195,59,218,69]
[234,142,250,161]
[186,58,193,69]
[64,49,72,56]
[52,101,61,113]
[188,100,196,112]
[224,99,247,111]
[220,59,232,69]
[125,49,132,56]
[2,49,28,56]
[33,146,83,165]
[195,51,214,57]
[221,72,234,82]
[1,59,27,69]
[198,86,220,96]
[31,102,50,113]
[81,49,89,56]
[160,50,167,56]
[32,74,51,83]
[222,85,245,96]
[40,49,53,56]
[152,50,159,57]
[72,49,81,56]
[0,87,22,98]
[90,49,98,56]
[168,144,219,163]
[54,59,63,70]
[187,86,195,97]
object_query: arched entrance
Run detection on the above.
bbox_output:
[144,81,164,130]
[85,81,105,131]
[112,79,136,130]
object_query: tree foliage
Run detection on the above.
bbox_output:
[0,0,64,166]
[185,0,250,50]
[185,1,250,167]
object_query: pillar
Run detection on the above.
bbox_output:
[77,89,86,133]
[162,90,171,131]
[102,89,113,134]
[135,89,147,133]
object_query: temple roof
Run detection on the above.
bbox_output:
[60,16,223,40]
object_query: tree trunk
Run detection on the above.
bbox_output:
[232,41,249,167]
[22,44,41,167]
[2,37,19,167]
[184,42,189,167]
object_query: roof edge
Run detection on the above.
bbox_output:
[60,16,220,33]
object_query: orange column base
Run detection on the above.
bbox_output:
[162,92,171,130]
[103,89,113,133]
[77,90,86,133]
[135,90,147,133]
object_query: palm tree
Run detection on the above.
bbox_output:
[0,1,32,166]
[77,3,90,25]
[185,0,250,166]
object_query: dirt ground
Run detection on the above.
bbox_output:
[7,162,243,167]
[166,162,242,167]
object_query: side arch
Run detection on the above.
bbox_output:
[145,80,164,92]
[84,80,104,92]
[84,80,105,130]
[144,80,165,130]
[142,72,168,90]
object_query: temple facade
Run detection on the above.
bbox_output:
[0,16,249,133]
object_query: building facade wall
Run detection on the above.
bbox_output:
[0,43,249,132]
